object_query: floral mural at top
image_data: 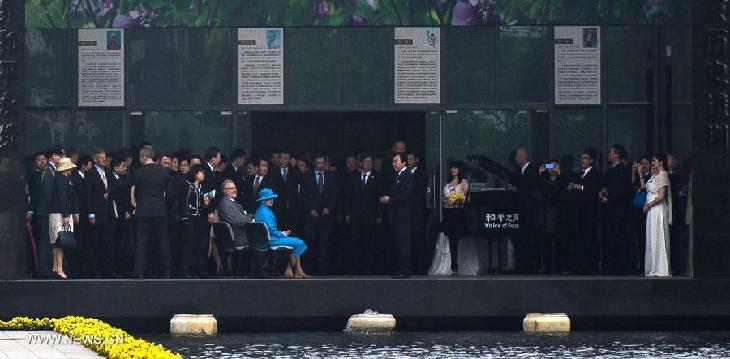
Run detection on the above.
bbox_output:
[26,0,679,29]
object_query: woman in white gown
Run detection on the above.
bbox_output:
[643,153,671,277]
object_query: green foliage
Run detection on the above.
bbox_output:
[24,0,676,28]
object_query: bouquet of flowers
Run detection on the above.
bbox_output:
[446,191,466,205]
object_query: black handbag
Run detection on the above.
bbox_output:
[57,223,77,249]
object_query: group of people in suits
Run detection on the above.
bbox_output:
[25,140,431,279]
[509,145,686,277]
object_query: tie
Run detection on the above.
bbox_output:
[254,176,261,191]
[282,168,288,182]
[100,170,108,190]
[317,172,324,194]
[361,172,367,189]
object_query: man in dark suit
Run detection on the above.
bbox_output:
[71,155,93,277]
[510,147,541,273]
[202,146,223,224]
[270,150,302,232]
[132,148,172,279]
[345,154,383,275]
[380,153,414,278]
[407,152,429,274]
[224,148,248,185]
[303,154,338,275]
[30,149,61,278]
[567,148,603,274]
[108,157,133,276]
[599,144,635,274]
[242,159,276,213]
[86,148,119,278]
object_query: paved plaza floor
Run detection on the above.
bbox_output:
[0,331,101,358]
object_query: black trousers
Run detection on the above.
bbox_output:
[179,216,209,275]
[112,218,134,276]
[410,207,428,274]
[135,217,171,277]
[90,219,117,276]
[350,218,375,274]
[443,208,465,271]
[389,213,412,276]
[36,216,52,277]
[304,214,334,275]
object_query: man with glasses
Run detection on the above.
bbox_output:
[217,180,254,252]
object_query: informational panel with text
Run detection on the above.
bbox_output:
[394,27,440,104]
[78,29,124,107]
[238,28,284,105]
[554,26,601,105]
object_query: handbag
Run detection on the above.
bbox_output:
[57,223,77,249]
[633,190,647,208]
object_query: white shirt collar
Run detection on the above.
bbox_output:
[207,162,215,172]
[398,167,408,176]
[410,166,418,174]
[521,162,530,174]
[78,170,85,178]
[583,166,592,174]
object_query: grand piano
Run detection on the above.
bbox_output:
[459,155,562,273]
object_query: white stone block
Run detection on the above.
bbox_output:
[522,313,571,333]
[170,314,217,337]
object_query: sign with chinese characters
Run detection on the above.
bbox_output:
[554,26,601,105]
[78,29,125,107]
[394,27,440,104]
[237,28,284,105]
[483,212,520,231]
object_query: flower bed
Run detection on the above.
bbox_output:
[0,316,180,358]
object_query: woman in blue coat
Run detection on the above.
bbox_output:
[254,188,310,279]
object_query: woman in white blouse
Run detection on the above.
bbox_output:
[643,153,671,277]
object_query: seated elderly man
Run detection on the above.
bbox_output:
[217,179,253,248]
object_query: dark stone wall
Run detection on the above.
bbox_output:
[692,0,730,277]
[0,0,28,279]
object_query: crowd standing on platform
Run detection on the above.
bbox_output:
[502,146,690,278]
[24,140,689,279]
[25,141,432,279]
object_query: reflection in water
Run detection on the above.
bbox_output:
[146,331,730,358]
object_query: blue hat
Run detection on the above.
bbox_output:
[256,188,278,202]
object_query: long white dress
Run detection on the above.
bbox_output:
[645,170,671,277]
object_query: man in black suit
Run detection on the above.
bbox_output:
[345,154,383,275]
[303,154,338,275]
[407,152,429,274]
[380,153,414,278]
[567,148,603,274]
[242,159,276,213]
[108,157,133,276]
[225,148,248,185]
[132,148,173,279]
[70,155,93,277]
[510,147,541,273]
[599,144,635,274]
[202,146,223,224]
[86,148,120,278]
[29,149,60,278]
[271,150,302,232]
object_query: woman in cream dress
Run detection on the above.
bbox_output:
[643,153,671,277]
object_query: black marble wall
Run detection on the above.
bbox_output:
[692,0,730,277]
[0,0,27,279]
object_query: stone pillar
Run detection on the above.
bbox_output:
[0,0,28,279]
